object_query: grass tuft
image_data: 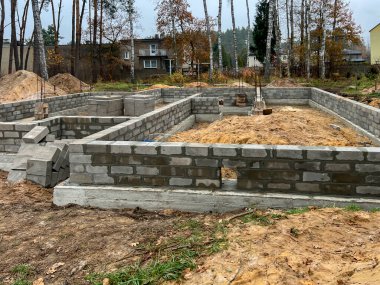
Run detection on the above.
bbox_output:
[285,208,310,215]
[11,264,33,285]
[344,204,363,212]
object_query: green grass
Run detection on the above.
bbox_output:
[11,264,33,285]
[86,219,228,285]
[370,208,380,213]
[285,208,310,215]
[93,81,150,92]
[240,212,273,226]
[344,204,363,212]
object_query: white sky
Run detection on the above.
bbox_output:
[2,0,379,45]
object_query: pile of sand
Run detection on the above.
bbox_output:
[169,106,372,147]
[185,82,210,88]
[0,70,66,103]
[369,98,380,109]
[362,86,379,95]
[48,73,90,94]
[230,81,253,87]
[148,84,177,89]
[267,78,301,88]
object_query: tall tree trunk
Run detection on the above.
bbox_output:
[19,0,30,70]
[203,0,213,81]
[264,0,274,81]
[98,0,103,79]
[71,0,75,74]
[245,0,251,68]
[127,0,135,82]
[75,0,80,75]
[274,0,281,77]
[25,34,34,70]
[305,0,311,79]
[169,0,178,70]
[92,0,98,83]
[10,0,20,72]
[289,0,294,76]
[217,0,222,71]
[31,0,48,80]
[285,0,290,77]
[0,0,5,75]
[300,0,305,75]
[230,0,238,74]
[320,0,327,79]
[79,0,86,59]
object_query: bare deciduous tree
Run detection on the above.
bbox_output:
[264,0,275,80]
[217,0,222,71]
[203,0,213,81]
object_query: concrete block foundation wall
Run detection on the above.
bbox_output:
[162,88,311,106]
[84,94,200,142]
[0,116,130,152]
[191,98,220,114]
[311,88,380,137]
[69,142,380,197]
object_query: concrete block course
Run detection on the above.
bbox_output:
[22,126,49,144]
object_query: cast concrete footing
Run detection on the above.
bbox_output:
[53,184,380,213]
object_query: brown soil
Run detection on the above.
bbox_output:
[266,78,301,88]
[369,99,380,109]
[0,71,66,103]
[48,73,90,94]
[185,82,210,88]
[168,106,372,147]
[149,84,177,89]
[178,208,380,285]
[229,82,253,88]
[361,86,379,95]
[1,171,380,285]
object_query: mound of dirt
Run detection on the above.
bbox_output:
[169,106,372,147]
[185,82,210,88]
[148,84,177,89]
[0,70,66,103]
[267,78,301,87]
[369,98,380,109]
[230,81,253,87]
[48,73,90,94]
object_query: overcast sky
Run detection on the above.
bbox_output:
[3,0,380,45]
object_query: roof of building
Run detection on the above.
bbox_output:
[343,49,362,55]
[370,23,380,32]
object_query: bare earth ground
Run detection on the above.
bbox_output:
[169,106,373,147]
[1,171,380,284]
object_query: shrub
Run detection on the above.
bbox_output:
[169,72,185,84]
[366,66,380,80]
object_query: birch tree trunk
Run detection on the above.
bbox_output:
[305,0,311,79]
[0,0,5,74]
[31,0,48,80]
[264,0,274,81]
[217,0,223,71]
[320,0,327,79]
[169,0,178,70]
[285,0,290,77]
[230,0,239,74]
[127,0,135,82]
[203,0,213,81]
[245,0,250,68]
[289,0,294,76]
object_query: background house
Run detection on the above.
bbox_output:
[120,38,174,79]
[370,23,380,65]
[342,49,366,63]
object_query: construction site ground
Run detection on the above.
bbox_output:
[1,171,380,285]
[169,106,373,147]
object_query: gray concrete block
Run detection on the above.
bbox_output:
[27,174,52,187]
[22,126,49,144]
[306,147,334,160]
[134,142,158,155]
[169,178,193,186]
[26,159,52,176]
[185,144,209,156]
[355,164,380,173]
[356,186,380,195]
[111,166,134,174]
[336,148,364,161]
[196,179,221,188]
[196,158,220,167]
[212,145,238,157]
[325,163,351,172]
[93,174,115,184]
[170,157,193,166]
[295,183,321,192]
[136,166,159,176]
[160,143,185,155]
[7,170,26,183]
[276,146,303,159]
[303,172,330,182]
[241,145,268,158]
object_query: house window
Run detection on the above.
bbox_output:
[124,51,130,60]
[150,44,157,55]
[144,60,158,69]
